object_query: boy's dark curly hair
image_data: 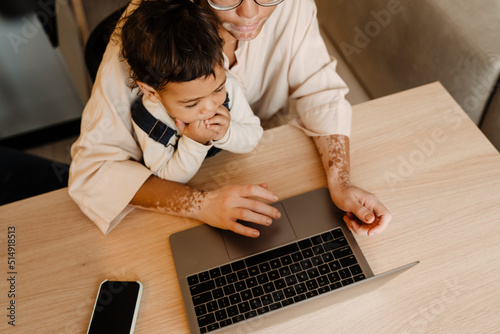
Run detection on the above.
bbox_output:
[120,0,224,91]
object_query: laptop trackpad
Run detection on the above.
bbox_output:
[222,203,297,260]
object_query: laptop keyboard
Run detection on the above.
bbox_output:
[187,227,366,333]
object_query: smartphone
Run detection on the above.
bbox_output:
[87,280,143,334]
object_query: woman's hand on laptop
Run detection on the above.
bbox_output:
[197,183,281,238]
[313,134,391,236]
[331,185,392,236]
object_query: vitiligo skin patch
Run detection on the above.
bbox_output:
[314,134,351,190]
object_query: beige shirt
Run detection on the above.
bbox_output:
[134,74,263,184]
[69,0,352,234]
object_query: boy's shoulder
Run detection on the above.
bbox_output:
[141,95,175,125]
[131,96,179,146]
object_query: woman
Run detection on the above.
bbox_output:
[69,0,391,237]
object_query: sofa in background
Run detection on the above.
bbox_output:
[315,0,500,151]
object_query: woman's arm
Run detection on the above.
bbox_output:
[131,177,281,237]
[313,135,391,235]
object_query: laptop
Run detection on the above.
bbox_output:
[170,187,418,333]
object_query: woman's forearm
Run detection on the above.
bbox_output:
[130,175,206,219]
[313,134,351,193]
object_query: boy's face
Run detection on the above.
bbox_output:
[202,0,278,41]
[143,65,227,124]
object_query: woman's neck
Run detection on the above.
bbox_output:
[219,27,238,68]
[198,0,239,67]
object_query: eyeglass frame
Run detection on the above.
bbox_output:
[206,0,285,11]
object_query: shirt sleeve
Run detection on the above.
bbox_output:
[286,0,352,137]
[213,75,263,153]
[68,2,151,234]
[133,119,212,184]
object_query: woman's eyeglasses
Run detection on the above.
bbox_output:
[206,0,285,11]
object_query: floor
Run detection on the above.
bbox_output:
[25,2,369,165]
[82,0,129,37]
[22,0,125,164]
[24,136,78,165]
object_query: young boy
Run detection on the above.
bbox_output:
[119,0,262,183]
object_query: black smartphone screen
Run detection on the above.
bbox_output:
[88,281,142,334]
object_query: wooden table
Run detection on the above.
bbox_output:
[1,83,499,333]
